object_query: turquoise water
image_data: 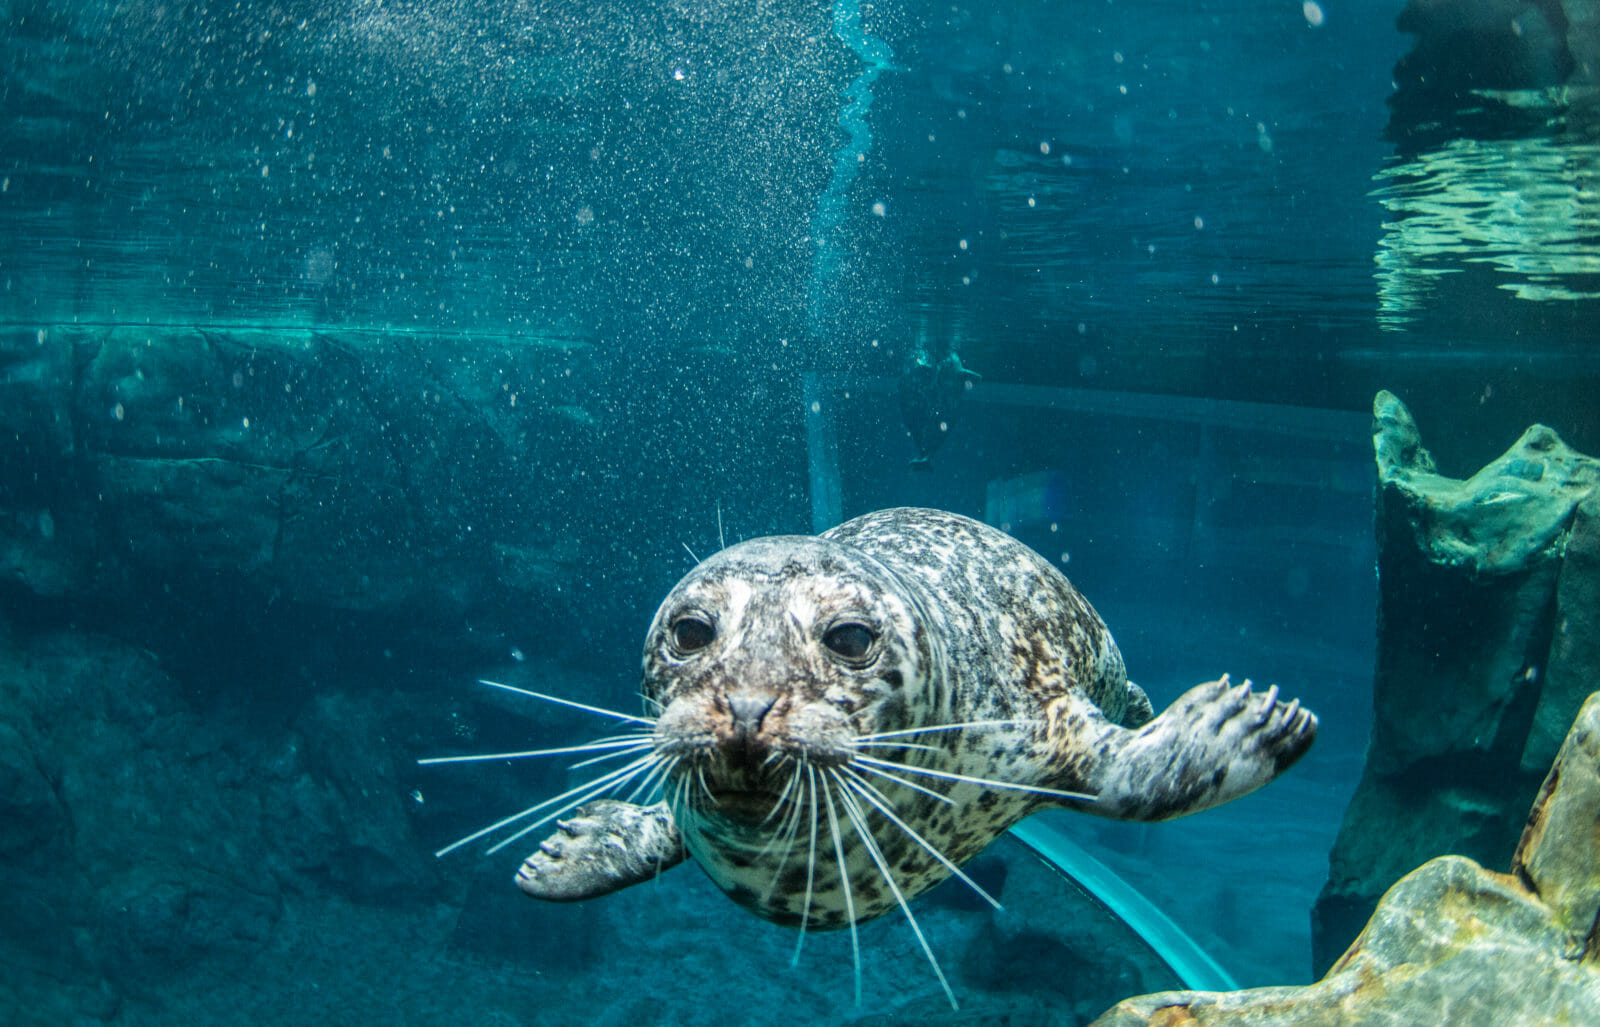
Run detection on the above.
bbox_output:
[2,0,1597,1023]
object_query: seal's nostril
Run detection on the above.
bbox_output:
[729,693,777,734]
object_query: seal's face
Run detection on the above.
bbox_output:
[643,536,931,834]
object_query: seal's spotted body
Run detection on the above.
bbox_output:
[509,508,1315,937]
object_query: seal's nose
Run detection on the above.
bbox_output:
[728,693,777,735]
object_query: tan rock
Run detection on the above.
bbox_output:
[1091,692,1600,1025]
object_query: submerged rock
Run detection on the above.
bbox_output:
[1090,689,1600,1024]
[1311,391,1600,972]
[0,323,602,656]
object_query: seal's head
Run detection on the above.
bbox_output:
[643,536,937,830]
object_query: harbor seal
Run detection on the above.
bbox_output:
[442,508,1315,996]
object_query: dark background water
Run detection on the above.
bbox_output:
[3,0,1598,1022]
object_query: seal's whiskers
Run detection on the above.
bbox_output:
[417,733,654,766]
[829,768,959,1011]
[759,759,803,827]
[475,679,657,725]
[431,750,658,857]
[847,740,941,754]
[818,776,863,1006]
[856,719,1040,741]
[485,752,667,856]
[852,753,1098,803]
[423,680,668,858]
[566,739,658,771]
[790,764,821,968]
[624,753,678,807]
[847,759,956,806]
[838,767,1000,912]
[759,767,810,902]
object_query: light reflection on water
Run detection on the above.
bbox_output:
[1372,90,1600,328]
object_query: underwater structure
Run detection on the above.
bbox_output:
[1313,391,1600,972]
[1096,687,1600,1024]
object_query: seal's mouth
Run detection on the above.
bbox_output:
[702,787,784,825]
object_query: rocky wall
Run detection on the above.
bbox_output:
[1,324,602,657]
[1309,390,1600,975]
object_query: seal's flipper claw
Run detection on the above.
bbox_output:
[1082,676,1316,822]
[515,799,688,902]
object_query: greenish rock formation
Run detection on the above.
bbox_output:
[1310,391,1600,973]
[1090,689,1600,1025]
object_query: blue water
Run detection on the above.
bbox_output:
[2,0,1597,1023]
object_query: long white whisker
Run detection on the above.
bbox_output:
[840,767,1000,911]
[759,759,802,827]
[624,753,677,806]
[849,740,942,754]
[476,680,658,726]
[566,741,656,771]
[486,754,664,855]
[760,767,809,901]
[819,773,862,1006]
[758,791,805,857]
[419,734,654,766]
[668,765,692,822]
[432,750,655,857]
[849,760,956,807]
[831,769,958,1011]
[681,541,700,564]
[852,754,1096,802]
[791,764,820,968]
[857,719,1038,741]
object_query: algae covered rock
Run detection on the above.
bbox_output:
[1311,391,1600,972]
[1091,690,1600,1025]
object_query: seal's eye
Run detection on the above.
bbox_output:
[671,616,715,653]
[822,622,876,662]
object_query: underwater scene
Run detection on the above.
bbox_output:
[2,0,1598,1023]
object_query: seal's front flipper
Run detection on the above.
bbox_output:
[1073,675,1316,822]
[515,799,687,901]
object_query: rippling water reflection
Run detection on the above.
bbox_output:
[1373,90,1600,327]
